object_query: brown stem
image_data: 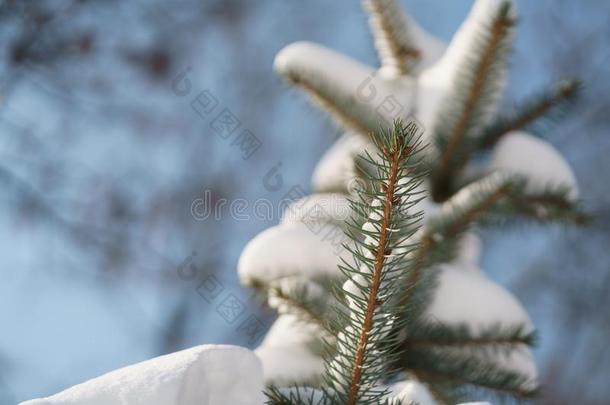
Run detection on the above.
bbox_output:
[347,149,400,405]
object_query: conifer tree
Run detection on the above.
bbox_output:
[238,0,586,403]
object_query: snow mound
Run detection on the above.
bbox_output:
[428,264,533,331]
[20,345,264,405]
[389,379,436,405]
[238,223,351,286]
[255,314,325,386]
[489,131,579,200]
[274,41,373,90]
[426,264,537,384]
[274,41,417,132]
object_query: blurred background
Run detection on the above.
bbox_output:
[0,0,608,403]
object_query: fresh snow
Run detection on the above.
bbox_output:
[425,264,537,384]
[489,131,579,200]
[389,379,437,405]
[274,40,417,135]
[427,264,534,332]
[20,345,264,405]
[255,314,325,386]
[238,222,351,286]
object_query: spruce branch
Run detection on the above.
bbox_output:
[408,322,536,350]
[382,175,514,371]
[405,350,538,401]
[362,0,420,76]
[322,119,425,405]
[347,120,419,404]
[480,78,581,148]
[432,1,515,201]
[408,173,512,282]
[347,143,400,404]
[515,192,588,225]
[467,179,590,226]
[429,173,512,234]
